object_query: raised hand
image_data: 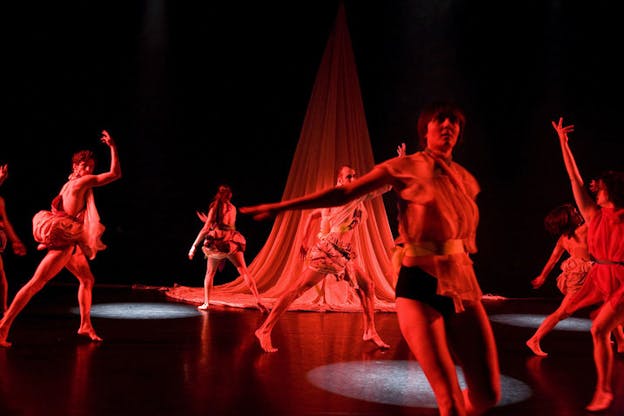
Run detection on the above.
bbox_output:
[0,164,8,186]
[551,117,574,142]
[100,130,115,147]
[397,142,406,157]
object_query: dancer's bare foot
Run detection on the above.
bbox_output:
[526,338,548,357]
[585,391,613,412]
[255,328,277,353]
[197,303,209,311]
[363,331,390,349]
[462,388,478,415]
[256,302,269,314]
[77,327,103,342]
[0,326,12,348]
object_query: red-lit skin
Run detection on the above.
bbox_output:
[0,130,121,347]
[552,118,624,412]
[253,166,390,353]
[188,186,267,313]
[526,206,590,356]
[526,202,624,358]
[0,164,7,187]
[241,108,501,416]
[0,166,27,315]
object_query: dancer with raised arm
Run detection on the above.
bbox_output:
[241,102,501,416]
[0,130,121,347]
[550,117,624,412]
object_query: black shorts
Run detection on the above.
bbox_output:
[395,266,455,317]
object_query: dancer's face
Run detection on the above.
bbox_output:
[72,160,94,178]
[425,112,461,154]
[337,167,357,186]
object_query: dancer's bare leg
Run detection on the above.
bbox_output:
[528,288,603,357]
[255,269,324,352]
[229,252,268,313]
[396,297,466,416]
[613,325,624,353]
[0,256,7,315]
[447,301,500,416]
[352,267,388,349]
[585,303,624,412]
[0,248,73,347]
[66,252,102,342]
[198,258,219,311]
[526,292,578,356]
[311,277,328,310]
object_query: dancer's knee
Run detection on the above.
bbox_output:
[78,274,95,289]
[591,321,612,340]
[552,310,570,321]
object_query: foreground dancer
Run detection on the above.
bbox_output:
[526,203,593,356]
[0,164,27,315]
[242,101,501,415]
[253,165,390,353]
[551,117,624,412]
[0,130,121,347]
[188,184,267,312]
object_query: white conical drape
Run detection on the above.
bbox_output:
[167,2,397,311]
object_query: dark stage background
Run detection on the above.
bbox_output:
[2,1,622,299]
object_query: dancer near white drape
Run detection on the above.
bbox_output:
[242,102,501,416]
[253,165,390,352]
[188,185,267,313]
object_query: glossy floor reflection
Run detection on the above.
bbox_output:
[0,284,623,416]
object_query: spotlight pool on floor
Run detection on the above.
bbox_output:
[307,360,532,408]
[72,302,200,319]
[489,314,591,331]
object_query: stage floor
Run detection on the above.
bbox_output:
[1,283,623,416]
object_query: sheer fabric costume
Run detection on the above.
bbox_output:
[201,201,246,260]
[32,189,106,260]
[567,208,624,310]
[555,227,592,295]
[379,150,482,312]
[306,196,369,289]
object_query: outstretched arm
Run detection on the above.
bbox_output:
[551,118,598,221]
[364,143,405,200]
[188,207,216,259]
[531,239,565,289]
[0,197,26,256]
[240,167,392,220]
